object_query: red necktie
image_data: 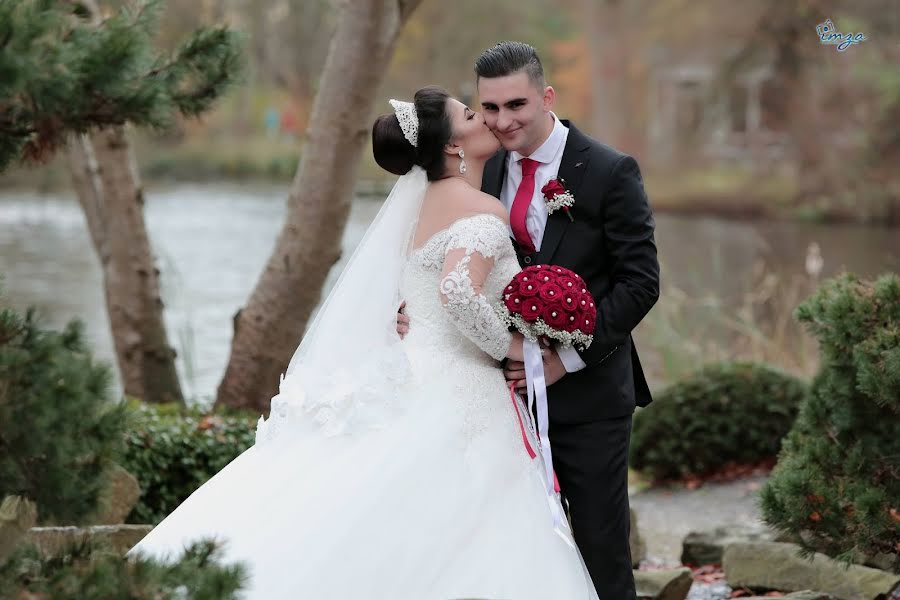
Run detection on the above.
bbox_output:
[511,157,539,253]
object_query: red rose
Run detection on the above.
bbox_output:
[562,312,580,331]
[505,293,524,313]
[584,298,597,320]
[557,276,577,293]
[504,280,520,295]
[543,305,569,328]
[521,298,544,321]
[533,268,555,283]
[575,293,593,313]
[518,277,540,297]
[582,316,594,332]
[538,282,563,303]
[560,289,579,312]
[541,178,567,199]
[575,308,594,332]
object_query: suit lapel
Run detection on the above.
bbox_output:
[536,122,591,264]
[482,149,508,199]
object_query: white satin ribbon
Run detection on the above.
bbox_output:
[523,338,575,548]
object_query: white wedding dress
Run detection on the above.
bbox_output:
[129,185,599,598]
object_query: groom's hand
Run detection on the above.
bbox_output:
[503,346,567,390]
[396,301,410,339]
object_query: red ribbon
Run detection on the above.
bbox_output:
[509,382,561,493]
[508,382,536,459]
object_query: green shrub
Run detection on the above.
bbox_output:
[630,362,807,480]
[761,273,899,566]
[0,538,246,599]
[121,401,257,524]
[0,290,127,525]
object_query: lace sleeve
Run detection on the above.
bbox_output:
[438,214,514,361]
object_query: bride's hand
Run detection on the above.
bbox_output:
[506,332,526,362]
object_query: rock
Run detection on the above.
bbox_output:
[26,524,152,557]
[863,552,899,574]
[723,541,900,600]
[87,463,141,525]
[681,523,778,565]
[632,507,647,566]
[743,592,836,600]
[0,495,38,562]
[635,567,693,600]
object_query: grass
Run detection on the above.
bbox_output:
[637,262,820,389]
[644,165,798,219]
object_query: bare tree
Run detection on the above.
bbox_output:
[67,128,184,404]
[216,0,423,412]
[64,0,185,404]
[584,0,627,147]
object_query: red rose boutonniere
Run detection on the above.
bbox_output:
[540,177,575,222]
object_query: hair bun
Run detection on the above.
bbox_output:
[372,114,416,176]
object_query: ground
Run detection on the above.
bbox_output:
[630,474,768,563]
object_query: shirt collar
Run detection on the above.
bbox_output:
[509,112,568,166]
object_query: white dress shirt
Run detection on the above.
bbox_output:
[499,113,587,373]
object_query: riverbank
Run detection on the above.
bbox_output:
[2,143,897,226]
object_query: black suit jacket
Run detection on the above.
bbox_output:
[483,121,660,422]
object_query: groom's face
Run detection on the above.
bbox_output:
[478,71,554,156]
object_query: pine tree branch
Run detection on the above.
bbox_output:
[0,0,242,170]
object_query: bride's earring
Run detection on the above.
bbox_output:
[458,149,467,175]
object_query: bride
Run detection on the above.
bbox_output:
[128,86,599,599]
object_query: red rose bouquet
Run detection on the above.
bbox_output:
[496,264,597,544]
[497,264,596,351]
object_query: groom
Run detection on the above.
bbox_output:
[477,41,659,598]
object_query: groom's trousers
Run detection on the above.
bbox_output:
[550,415,635,600]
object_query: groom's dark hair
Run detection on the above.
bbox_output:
[474,41,545,89]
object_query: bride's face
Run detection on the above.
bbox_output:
[445,98,501,160]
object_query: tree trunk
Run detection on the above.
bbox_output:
[65,0,184,405]
[67,129,184,404]
[216,0,423,413]
[585,0,627,147]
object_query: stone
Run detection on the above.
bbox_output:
[632,507,647,567]
[743,592,836,600]
[723,542,900,600]
[0,495,38,562]
[87,462,141,525]
[26,524,152,557]
[635,567,693,600]
[681,523,778,565]
[863,552,899,574]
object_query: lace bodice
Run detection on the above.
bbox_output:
[401,213,521,367]
[256,212,523,445]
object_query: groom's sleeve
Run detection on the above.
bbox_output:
[577,154,660,367]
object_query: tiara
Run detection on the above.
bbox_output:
[389,99,418,148]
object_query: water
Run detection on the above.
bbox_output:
[1,183,897,403]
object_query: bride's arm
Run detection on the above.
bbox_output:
[437,215,522,362]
